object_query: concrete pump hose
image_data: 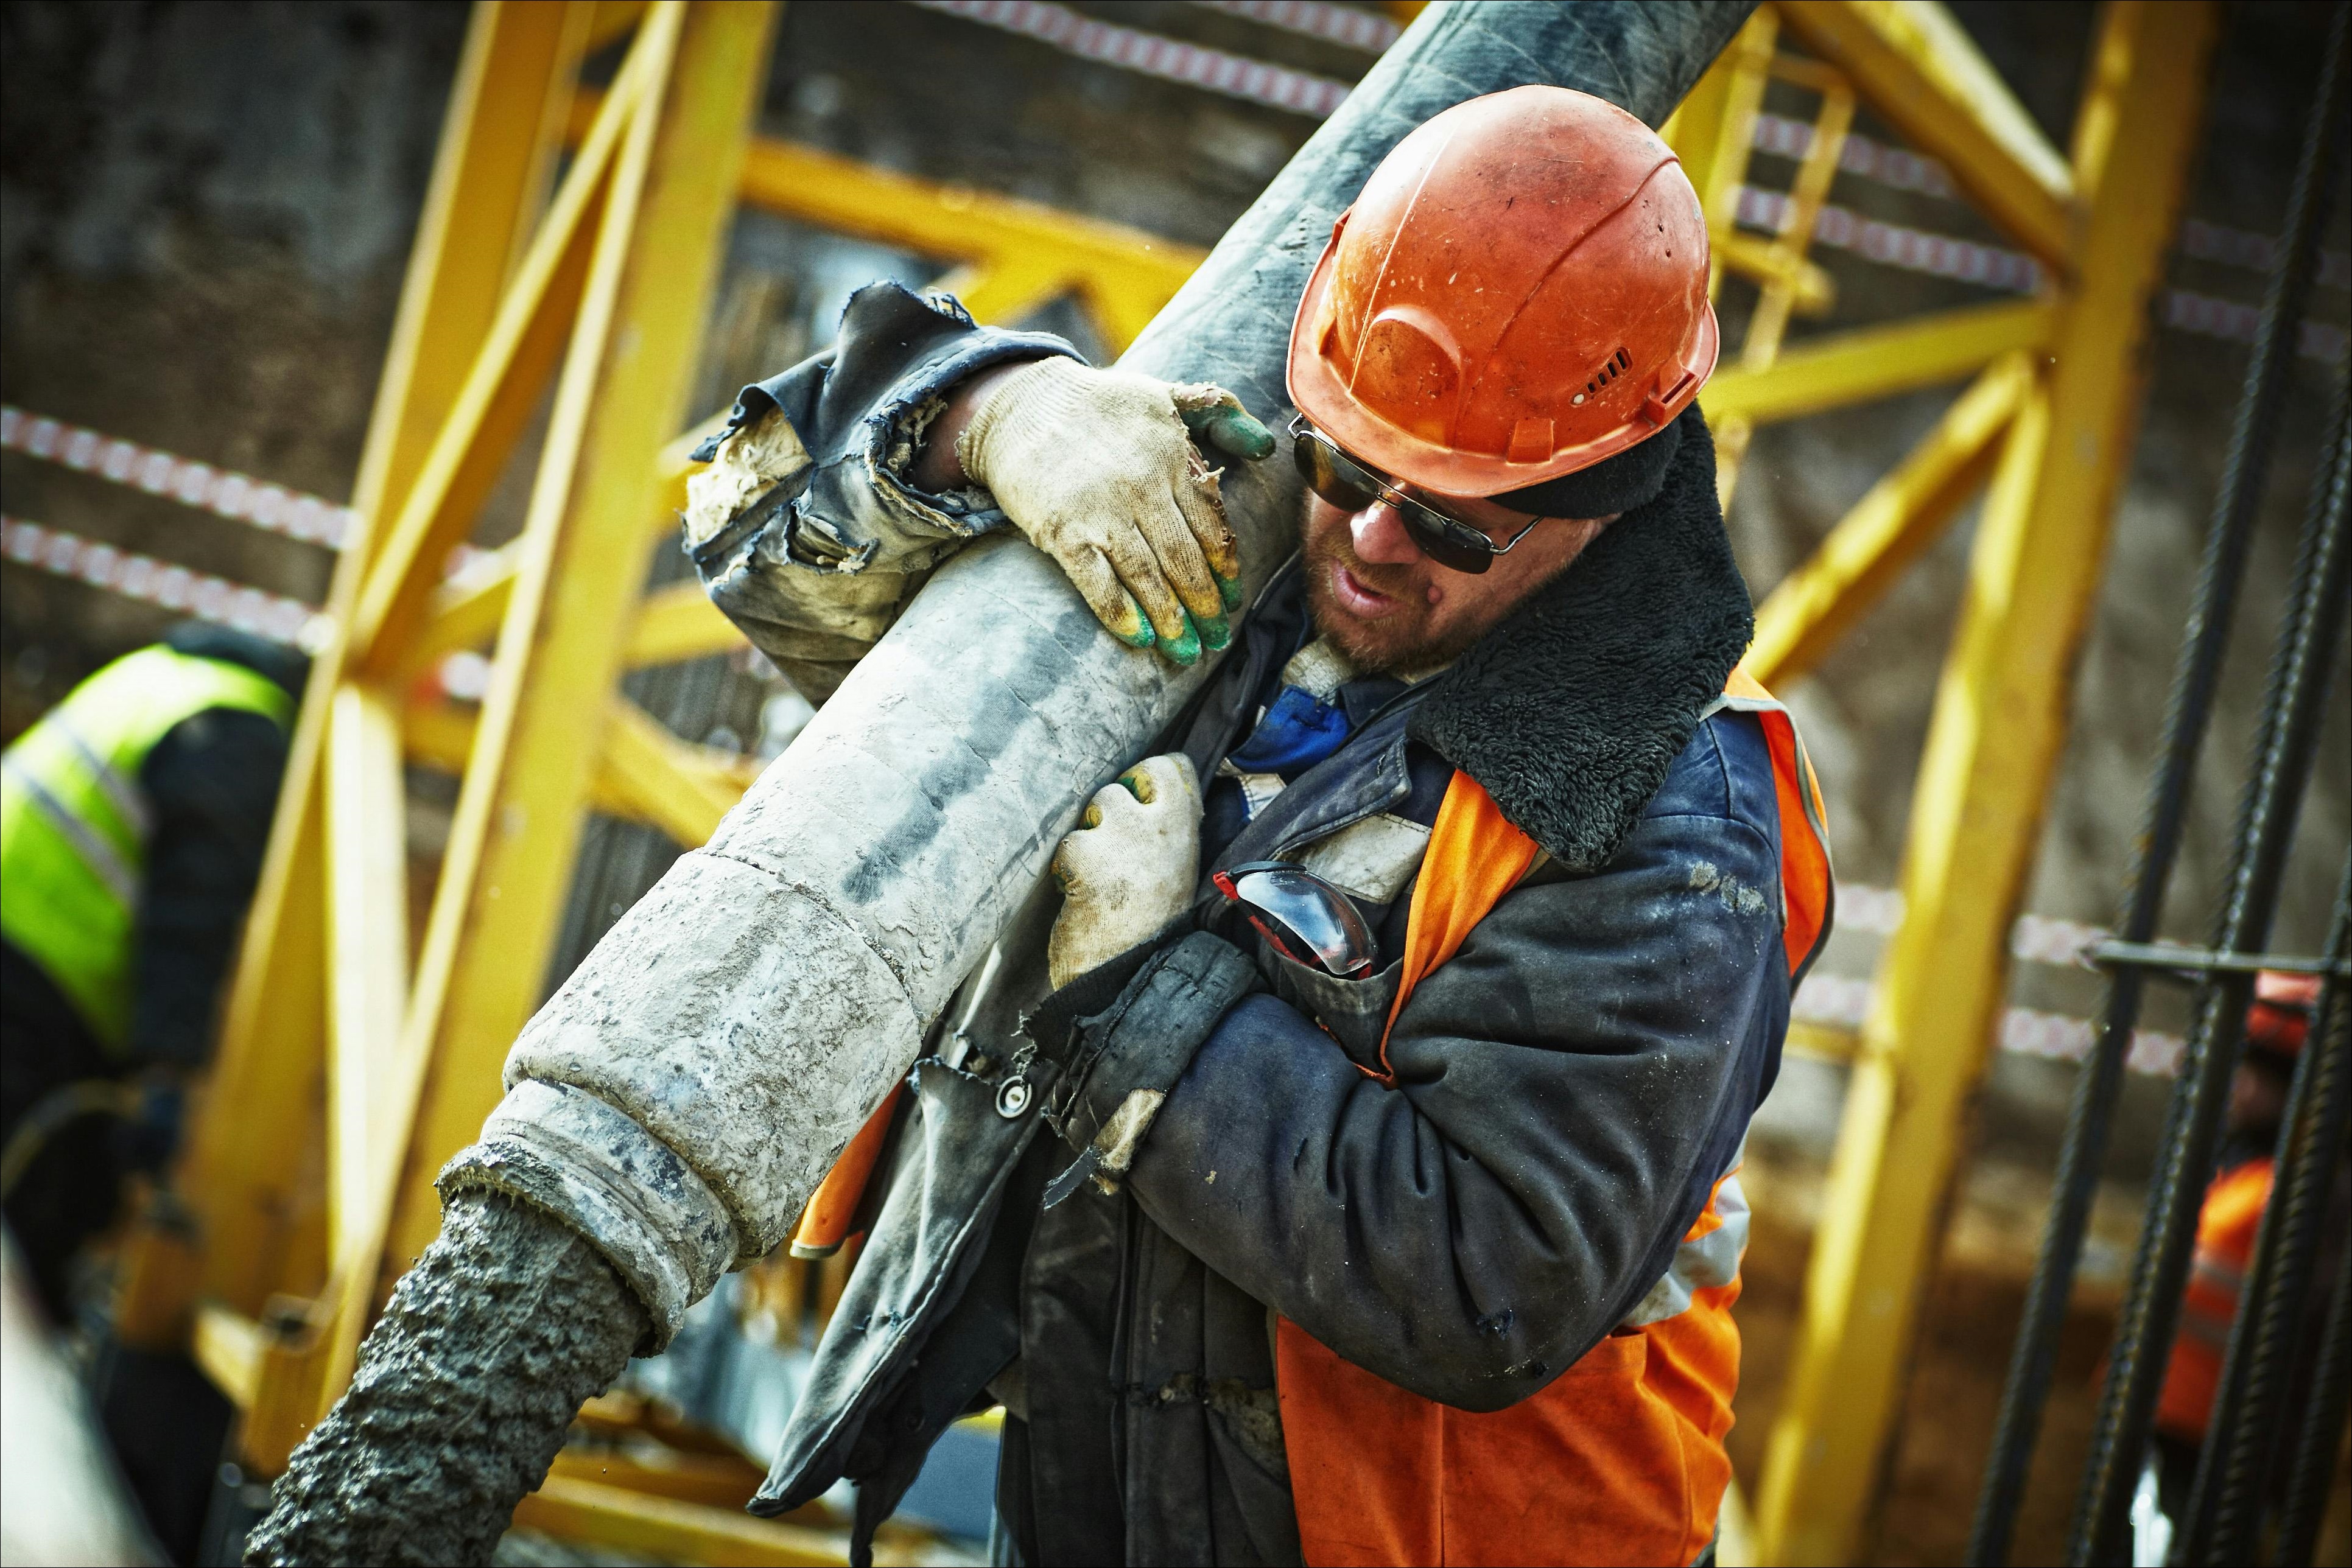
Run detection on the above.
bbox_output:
[249,3,1756,1559]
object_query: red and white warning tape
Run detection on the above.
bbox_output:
[2,514,328,651]
[1752,111,1959,201]
[1791,967,2187,1076]
[0,402,497,579]
[1733,187,2351,363]
[0,405,355,550]
[1189,0,1400,54]
[921,0,2350,354]
[1736,184,2046,293]
[908,0,1352,117]
[1746,114,2352,293]
[1802,886,2183,1072]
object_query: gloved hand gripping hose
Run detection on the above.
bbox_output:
[958,360,1269,662]
[242,1194,645,1568]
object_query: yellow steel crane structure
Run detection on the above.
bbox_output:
[107,2,2214,1562]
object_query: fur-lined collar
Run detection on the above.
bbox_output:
[1409,409,1753,872]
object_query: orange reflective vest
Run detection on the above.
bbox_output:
[1278,663,1831,1567]
[2155,1156,2272,1444]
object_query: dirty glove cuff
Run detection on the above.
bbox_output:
[1022,931,1260,1203]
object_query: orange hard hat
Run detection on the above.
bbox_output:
[1287,85,1718,500]
[2246,968,2322,1058]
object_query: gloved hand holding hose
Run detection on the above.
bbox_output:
[1047,752,1204,989]
[916,360,1276,663]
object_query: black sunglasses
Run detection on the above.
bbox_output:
[1288,415,1544,575]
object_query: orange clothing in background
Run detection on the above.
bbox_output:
[2155,1157,2273,1443]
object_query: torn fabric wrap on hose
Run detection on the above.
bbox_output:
[451,0,1759,1339]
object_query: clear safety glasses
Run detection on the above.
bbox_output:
[1288,414,1544,575]
[1212,859,1378,978]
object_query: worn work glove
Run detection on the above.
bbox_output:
[1047,753,1204,990]
[958,359,1275,664]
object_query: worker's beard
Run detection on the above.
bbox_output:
[1297,495,1487,676]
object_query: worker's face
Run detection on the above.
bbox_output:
[1299,485,1608,674]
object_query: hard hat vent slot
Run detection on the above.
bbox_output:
[1585,347,1632,396]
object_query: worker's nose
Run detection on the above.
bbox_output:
[1350,501,1425,567]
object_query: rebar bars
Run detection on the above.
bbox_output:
[1967,12,2350,1561]
[2069,263,2352,1568]
[2183,851,2352,1562]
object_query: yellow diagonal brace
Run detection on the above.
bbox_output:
[736,138,1201,312]
[380,0,778,1293]
[598,697,756,845]
[323,684,409,1272]
[1746,354,2029,686]
[569,91,1205,351]
[399,542,523,677]
[1699,298,2055,429]
[1714,231,1836,318]
[1752,7,2218,1561]
[403,698,753,840]
[120,1,598,1340]
[1775,1,2076,266]
[343,47,645,674]
[627,579,744,668]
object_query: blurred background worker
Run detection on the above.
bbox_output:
[2133,969,2340,1559]
[1,621,304,1324]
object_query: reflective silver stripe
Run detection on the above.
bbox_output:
[47,715,152,842]
[2,754,140,905]
[1621,1158,1751,1329]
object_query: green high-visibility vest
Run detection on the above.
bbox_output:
[1,645,295,1052]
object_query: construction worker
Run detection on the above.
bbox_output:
[681,85,1826,1567]
[2132,969,2328,1552]
[1,622,303,1322]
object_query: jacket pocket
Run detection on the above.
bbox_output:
[1258,942,1403,1074]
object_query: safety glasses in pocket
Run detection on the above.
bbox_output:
[1212,859,1377,978]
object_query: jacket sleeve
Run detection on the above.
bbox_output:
[689,282,1083,701]
[1118,796,1788,1412]
[132,707,290,1066]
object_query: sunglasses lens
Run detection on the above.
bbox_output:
[1292,432,1381,513]
[1226,863,1377,978]
[1292,424,1500,575]
[1397,509,1497,574]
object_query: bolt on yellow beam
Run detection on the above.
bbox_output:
[1751,6,2218,1561]
[1746,352,2031,687]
